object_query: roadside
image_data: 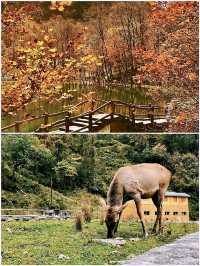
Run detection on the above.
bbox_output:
[120,232,199,265]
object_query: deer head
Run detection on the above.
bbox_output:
[99,198,128,238]
[105,204,128,238]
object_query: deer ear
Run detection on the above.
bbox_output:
[99,197,107,208]
[119,203,128,212]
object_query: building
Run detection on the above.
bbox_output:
[121,191,190,223]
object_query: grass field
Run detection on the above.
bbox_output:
[2,219,198,265]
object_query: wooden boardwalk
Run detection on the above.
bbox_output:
[2,99,173,133]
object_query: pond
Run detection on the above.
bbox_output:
[2,83,156,132]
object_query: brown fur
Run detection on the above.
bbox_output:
[105,163,172,238]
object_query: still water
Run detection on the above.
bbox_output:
[2,84,152,132]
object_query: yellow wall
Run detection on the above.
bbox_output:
[121,196,189,222]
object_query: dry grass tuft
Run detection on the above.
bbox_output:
[82,206,92,223]
[75,212,83,231]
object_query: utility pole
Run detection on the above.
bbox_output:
[50,176,53,208]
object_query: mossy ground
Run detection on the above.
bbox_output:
[2,219,198,265]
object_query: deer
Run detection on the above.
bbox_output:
[104,163,172,238]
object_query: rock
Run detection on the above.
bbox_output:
[22,217,31,221]
[58,254,70,260]
[93,238,126,246]
[6,228,12,234]
[36,216,47,221]
[1,217,8,222]
[111,250,119,255]
[129,237,140,242]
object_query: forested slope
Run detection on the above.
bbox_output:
[2,134,198,219]
[2,2,198,131]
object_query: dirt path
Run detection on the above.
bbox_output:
[120,232,199,265]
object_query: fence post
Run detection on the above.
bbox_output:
[44,112,49,125]
[110,101,115,120]
[89,112,93,132]
[130,105,135,126]
[15,121,20,132]
[148,104,154,124]
[40,124,49,133]
[91,99,95,111]
[65,116,70,132]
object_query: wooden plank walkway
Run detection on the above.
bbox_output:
[58,113,119,133]
[2,99,173,133]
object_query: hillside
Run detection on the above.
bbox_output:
[2,134,199,219]
[2,187,102,214]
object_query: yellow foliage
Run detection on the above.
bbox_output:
[44,35,50,42]
[58,5,65,12]
[55,84,63,90]
[37,41,44,46]
[49,48,57,53]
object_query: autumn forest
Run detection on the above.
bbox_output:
[1,1,199,132]
[1,2,199,264]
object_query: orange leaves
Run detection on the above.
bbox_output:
[50,1,72,12]
[137,2,198,90]
[2,2,101,115]
[187,73,197,82]
[175,112,187,125]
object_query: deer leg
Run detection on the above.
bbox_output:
[114,220,119,233]
[158,191,164,234]
[134,195,148,238]
[152,190,164,234]
[114,212,122,233]
[152,192,160,233]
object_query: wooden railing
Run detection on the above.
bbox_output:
[2,99,169,133]
[37,100,168,133]
[2,100,89,133]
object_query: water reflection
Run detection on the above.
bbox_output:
[2,84,151,131]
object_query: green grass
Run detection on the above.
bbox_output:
[2,219,198,265]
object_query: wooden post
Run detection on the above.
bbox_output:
[91,100,95,111]
[148,104,154,124]
[110,101,115,120]
[44,112,49,125]
[89,112,93,132]
[15,121,20,132]
[65,116,70,132]
[40,125,49,133]
[130,105,135,126]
